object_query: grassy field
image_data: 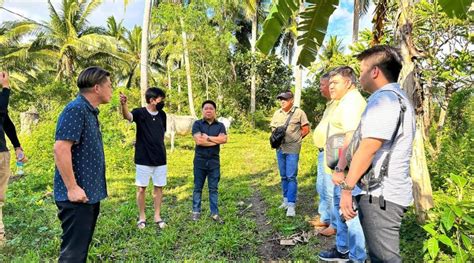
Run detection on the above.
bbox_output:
[0,130,424,261]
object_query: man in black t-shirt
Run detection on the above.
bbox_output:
[191,100,227,224]
[120,88,167,229]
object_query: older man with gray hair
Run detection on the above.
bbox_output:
[310,72,337,236]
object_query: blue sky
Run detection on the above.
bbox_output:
[326,0,375,52]
[0,0,145,29]
[0,0,373,52]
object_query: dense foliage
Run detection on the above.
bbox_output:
[0,0,472,261]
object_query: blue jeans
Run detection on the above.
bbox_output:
[276,150,299,204]
[334,185,367,262]
[192,166,220,215]
[316,151,336,227]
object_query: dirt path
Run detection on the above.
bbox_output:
[249,186,290,260]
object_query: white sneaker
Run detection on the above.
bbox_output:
[286,205,295,217]
[278,202,288,209]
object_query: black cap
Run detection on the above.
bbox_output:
[277,91,294,100]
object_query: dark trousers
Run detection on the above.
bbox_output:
[356,195,407,263]
[192,166,220,215]
[56,201,101,263]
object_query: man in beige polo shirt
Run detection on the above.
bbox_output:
[311,72,338,236]
[319,66,367,262]
[270,90,310,217]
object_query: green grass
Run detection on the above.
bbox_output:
[0,130,426,261]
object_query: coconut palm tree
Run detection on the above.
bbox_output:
[0,20,59,89]
[352,0,371,43]
[106,17,164,89]
[243,0,259,115]
[140,0,153,106]
[39,0,117,79]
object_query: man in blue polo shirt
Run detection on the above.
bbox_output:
[53,66,112,262]
[191,100,227,223]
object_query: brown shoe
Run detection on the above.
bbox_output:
[308,215,329,228]
[319,226,337,236]
[309,220,330,228]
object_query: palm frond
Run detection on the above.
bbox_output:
[296,0,339,67]
[78,0,102,31]
[359,0,371,17]
[256,0,299,55]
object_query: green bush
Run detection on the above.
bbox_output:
[422,174,473,262]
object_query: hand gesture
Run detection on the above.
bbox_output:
[0,72,9,88]
[119,92,127,105]
[67,185,89,203]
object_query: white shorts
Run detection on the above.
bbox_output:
[135,164,167,187]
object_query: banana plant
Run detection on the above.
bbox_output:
[256,0,338,68]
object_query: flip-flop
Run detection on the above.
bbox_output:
[137,220,146,229]
[155,220,167,229]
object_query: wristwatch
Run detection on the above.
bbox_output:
[340,180,355,191]
[334,166,344,173]
[207,137,211,142]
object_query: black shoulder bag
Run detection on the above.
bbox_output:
[325,125,346,170]
[345,91,407,192]
[270,108,296,149]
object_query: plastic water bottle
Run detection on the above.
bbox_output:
[16,152,24,175]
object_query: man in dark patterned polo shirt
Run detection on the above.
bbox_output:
[53,67,112,262]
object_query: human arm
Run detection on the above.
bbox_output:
[208,123,227,144]
[191,121,217,146]
[0,72,10,111]
[193,133,218,146]
[332,131,354,185]
[53,140,89,203]
[4,114,27,162]
[340,138,383,219]
[299,110,311,139]
[208,133,227,144]
[119,93,132,121]
[301,124,310,138]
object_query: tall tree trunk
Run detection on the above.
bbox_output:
[181,18,196,117]
[397,0,433,224]
[140,0,152,106]
[293,4,305,107]
[250,8,258,115]
[423,76,432,136]
[167,65,172,109]
[352,0,360,43]
[167,65,172,91]
[205,73,209,100]
[177,74,182,114]
[435,84,453,151]
[217,83,223,110]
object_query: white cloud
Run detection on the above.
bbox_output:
[0,0,143,28]
[329,6,352,22]
[322,1,376,53]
